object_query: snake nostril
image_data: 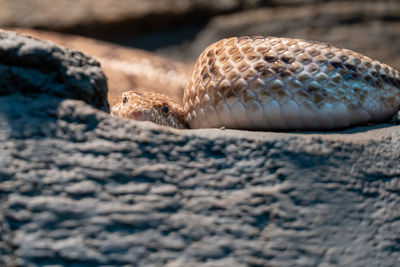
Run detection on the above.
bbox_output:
[123,97,128,104]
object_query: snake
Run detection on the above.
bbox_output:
[111,36,400,130]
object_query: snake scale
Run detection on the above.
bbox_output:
[111,36,400,130]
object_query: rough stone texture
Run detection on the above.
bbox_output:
[1,98,400,267]
[0,30,400,267]
[0,30,109,111]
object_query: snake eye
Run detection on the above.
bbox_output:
[123,97,128,104]
[161,105,169,115]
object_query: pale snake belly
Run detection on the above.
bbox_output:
[111,36,400,130]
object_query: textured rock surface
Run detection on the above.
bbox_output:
[0,30,108,111]
[0,30,400,267]
[1,99,400,267]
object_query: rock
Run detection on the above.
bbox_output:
[0,30,108,111]
[0,29,399,267]
[178,0,400,68]
[11,28,193,105]
[1,97,400,266]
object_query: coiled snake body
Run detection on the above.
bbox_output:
[111,36,400,130]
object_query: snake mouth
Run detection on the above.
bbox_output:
[128,110,144,121]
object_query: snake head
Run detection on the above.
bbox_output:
[111,90,188,129]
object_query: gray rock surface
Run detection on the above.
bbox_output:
[0,30,108,111]
[1,28,400,267]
